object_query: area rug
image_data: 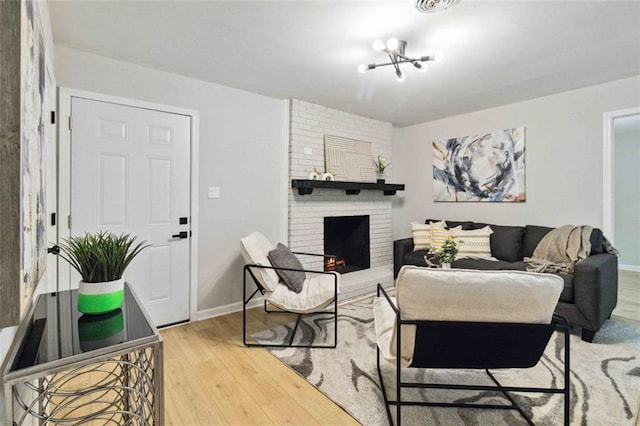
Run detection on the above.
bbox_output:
[253,296,640,425]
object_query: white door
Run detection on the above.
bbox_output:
[70,97,191,326]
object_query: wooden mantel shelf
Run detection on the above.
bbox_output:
[291,179,405,196]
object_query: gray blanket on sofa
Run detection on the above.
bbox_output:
[524,225,593,274]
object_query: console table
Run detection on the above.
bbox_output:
[2,283,163,425]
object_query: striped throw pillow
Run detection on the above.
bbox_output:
[429,223,461,252]
[452,226,494,259]
[412,221,446,250]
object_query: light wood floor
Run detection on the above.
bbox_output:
[161,307,358,425]
[162,270,640,425]
[612,269,640,325]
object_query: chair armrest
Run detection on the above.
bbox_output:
[244,263,337,277]
[572,253,618,329]
[377,283,399,317]
[394,238,414,278]
[244,263,339,298]
[292,251,336,259]
[291,252,337,274]
[551,313,571,331]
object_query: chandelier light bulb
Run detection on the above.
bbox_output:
[386,38,400,52]
[361,39,437,80]
[372,39,385,52]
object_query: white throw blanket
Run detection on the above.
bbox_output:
[525,225,593,274]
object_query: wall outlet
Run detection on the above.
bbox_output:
[208,186,220,199]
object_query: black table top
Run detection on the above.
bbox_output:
[8,283,156,373]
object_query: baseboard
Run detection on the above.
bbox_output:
[619,264,640,272]
[197,298,264,321]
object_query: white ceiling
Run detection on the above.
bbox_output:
[48,0,640,127]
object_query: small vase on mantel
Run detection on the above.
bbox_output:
[374,155,390,184]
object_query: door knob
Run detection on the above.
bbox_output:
[48,245,61,255]
[171,231,188,239]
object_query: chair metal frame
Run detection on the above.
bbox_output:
[243,253,338,349]
[376,284,570,426]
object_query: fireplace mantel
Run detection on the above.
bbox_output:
[291,179,405,196]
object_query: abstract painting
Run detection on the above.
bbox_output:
[324,135,375,182]
[433,127,525,202]
[21,0,47,309]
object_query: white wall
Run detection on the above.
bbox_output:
[54,46,285,315]
[392,76,640,240]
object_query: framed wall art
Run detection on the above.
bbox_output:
[324,135,376,182]
[433,127,525,202]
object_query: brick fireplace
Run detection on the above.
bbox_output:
[287,99,394,298]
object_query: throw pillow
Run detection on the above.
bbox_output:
[267,243,306,293]
[429,222,461,252]
[490,225,525,262]
[452,226,494,259]
[411,220,446,250]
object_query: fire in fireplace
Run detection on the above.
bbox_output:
[324,215,370,274]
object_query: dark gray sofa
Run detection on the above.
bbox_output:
[393,220,618,342]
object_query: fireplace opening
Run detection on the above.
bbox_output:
[324,215,370,274]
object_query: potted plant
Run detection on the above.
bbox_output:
[373,154,391,183]
[57,231,149,315]
[426,238,460,269]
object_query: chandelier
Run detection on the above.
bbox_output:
[358,38,438,82]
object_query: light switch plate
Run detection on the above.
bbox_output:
[303,147,313,155]
[208,186,220,199]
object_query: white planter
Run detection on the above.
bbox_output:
[442,263,451,269]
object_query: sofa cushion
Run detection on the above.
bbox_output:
[447,221,475,230]
[522,225,554,258]
[556,273,574,303]
[490,225,525,262]
[404,250,429,268]
[269,272,338,314]
[470,222,490,230]
[453,259,527,271]
[424,219,475,230]
[589,228,604,255]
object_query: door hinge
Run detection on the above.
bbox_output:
[51,212,56,226]
[68,215,72,228]
[51,111,56,124]
[68,116,73,130]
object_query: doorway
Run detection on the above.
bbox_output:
[603,107,640,271]
[58,88,199,327]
